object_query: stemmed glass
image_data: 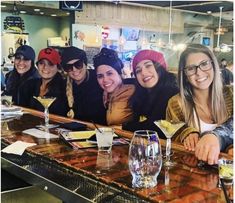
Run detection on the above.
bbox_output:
[154,120,185,167]
[33,96,56,129]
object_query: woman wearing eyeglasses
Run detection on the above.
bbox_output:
[93,47,135,125]
[166,44,233,164]
[20,48,68,116]
[122,50,179,138]
[3,45,40,104]
[61,46,106,125]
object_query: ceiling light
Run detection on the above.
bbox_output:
[34,8,40,12]
[207,11,212,14]
[51,14,57,17]
[40,12,44,15]
[1,5,6,8]
[20,11,26,14]
[66,12,70,15]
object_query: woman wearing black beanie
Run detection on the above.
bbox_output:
[93,47,135,126]
[61,46,106,125]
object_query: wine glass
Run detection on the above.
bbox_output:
[33,96,56,129]
[154,120,185,167]
[128,130,162,188]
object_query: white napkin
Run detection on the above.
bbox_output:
[1,141,36,155]
[23,128,58,139]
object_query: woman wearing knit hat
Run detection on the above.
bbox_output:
[61,46,106,125]
[3,45,40,105]
[122,49,179,139]
[20,48,68,116]
[93,47,135,125]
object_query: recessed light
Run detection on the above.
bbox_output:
[40,12,44,15]
[34,8,40,12]
[66,12,70,15]
[1,5,6,8]
[207,11,212,14]
[51,14,57,17]
[20,11,26,14]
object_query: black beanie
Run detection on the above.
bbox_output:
[61,46,87,67]
[93,48,123,74]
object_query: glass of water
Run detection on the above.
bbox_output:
[128,130,162,188]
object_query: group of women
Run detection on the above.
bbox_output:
[2,43,233,165]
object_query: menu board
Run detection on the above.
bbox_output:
[84,46,100,64]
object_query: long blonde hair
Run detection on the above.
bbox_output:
[66,76,75,118]
[178,44,227,128]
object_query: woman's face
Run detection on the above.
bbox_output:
[135,60,159,88]
[14,55,31,75]
[185,53,214,91]
[37,59,58,80]
[96,65,122,93]
[67,59,87,84]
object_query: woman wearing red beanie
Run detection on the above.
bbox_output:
[93,48,135,125]
[122,49,179,139]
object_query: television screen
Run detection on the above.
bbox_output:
[122,28,140,41]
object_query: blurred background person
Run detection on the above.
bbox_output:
[61,46,106,125]
[220,58,233,85]
[94,47,135,126]
[123,50,179,138]
[3,45,40,105]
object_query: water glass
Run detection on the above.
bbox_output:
[128,130,162,188]
[95,127,114,153]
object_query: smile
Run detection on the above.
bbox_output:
[143,76,153,82]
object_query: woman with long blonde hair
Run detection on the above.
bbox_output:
[167,44,233,163]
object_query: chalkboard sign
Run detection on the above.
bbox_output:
[84,46,100,65]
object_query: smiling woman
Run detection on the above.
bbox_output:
[166,44,233,164]
[93,48,135,126]
[19,48,69,117]
[122,50,179,139]
[3,45,40,105]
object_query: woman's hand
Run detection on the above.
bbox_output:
[195,134,220,165]
[183,133,199,151]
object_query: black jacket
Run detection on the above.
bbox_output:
[4,66,40,105]
[20,73,69,117]
[72,69,106,125]
[123,72,179,139]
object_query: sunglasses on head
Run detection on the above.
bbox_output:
[64,60,84,72]
[15,54,30,61]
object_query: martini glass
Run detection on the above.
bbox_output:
[154,120,185,167]
[33,96,56,129]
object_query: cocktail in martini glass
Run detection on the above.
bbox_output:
[34,96,56,129]
[154,120,185,166]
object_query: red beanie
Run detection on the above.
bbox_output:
[132,50,167,71]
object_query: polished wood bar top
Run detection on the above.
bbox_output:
[1,107,232,202]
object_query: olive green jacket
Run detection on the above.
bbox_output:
[166,86,233,143]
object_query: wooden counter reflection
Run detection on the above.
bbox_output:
[1,107,232,202]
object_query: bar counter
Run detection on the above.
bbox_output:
[1,107,232,202]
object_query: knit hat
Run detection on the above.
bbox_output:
[132,50,167,70]
[37,48,61,65]
[93,48,123,74]
[14,45,35,61]
[61,46,87,66]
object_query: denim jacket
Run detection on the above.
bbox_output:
[202,117,233,152]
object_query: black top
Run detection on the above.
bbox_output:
[4,66,40,105]
[123,72,179,139]
[20,73,69,117]
[72,69,106,125]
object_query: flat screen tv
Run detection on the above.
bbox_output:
[122,28,140,41]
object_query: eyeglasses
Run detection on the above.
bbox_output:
[64,60,84,72]
[14,55,30,61]
[184,60,212,76]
